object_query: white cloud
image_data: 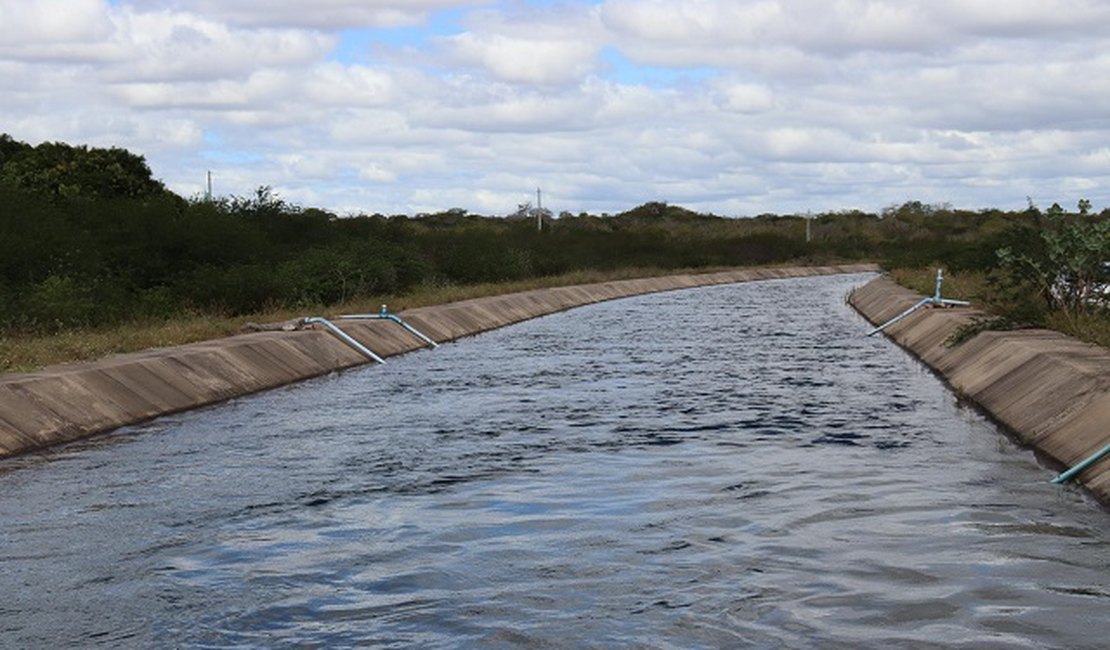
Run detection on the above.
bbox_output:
[303,63,395,106]
[932,0,1110,38]
[2,0,1110,216]
[111,10,332,81]
[446,32,598,85]
[713,80,775,113]
[600,0,782,44]
[600,0,1110,58]
[358,163,397,183]
[133,0,475,29]
[436,3,605,85]
[0,0,113,50]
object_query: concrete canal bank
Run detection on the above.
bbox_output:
[0,264,875,459]
[850,276,1110,506]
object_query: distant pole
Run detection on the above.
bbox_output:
[206,171,213,201]
[536,187,543,232]
[805,211,812,243]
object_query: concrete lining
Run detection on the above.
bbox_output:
[849,276,1110,506]
[0,264,875,459]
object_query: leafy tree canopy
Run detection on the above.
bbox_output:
[0,134,167,200]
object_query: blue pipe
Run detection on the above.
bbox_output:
[303,317,386,364]
[867,297,931,337]
[867,269,970,336]
[1051,442,1110,485]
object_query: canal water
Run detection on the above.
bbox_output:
[0,274,1106,649]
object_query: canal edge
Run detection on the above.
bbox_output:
[849,276,1110,508]
[0,264,877,460]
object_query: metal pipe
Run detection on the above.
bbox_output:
[867,269,970,336]
[867,297,932,336]
[385,314,439,348]
[303,317,386,364]
[1051,442,1110,485]
[339,306,439,349]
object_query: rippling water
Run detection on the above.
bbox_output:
[1,273,1107,649]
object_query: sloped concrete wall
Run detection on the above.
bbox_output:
[0,264,876,458]
[850,276,1110,505]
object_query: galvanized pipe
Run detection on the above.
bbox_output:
[303,317,386,364]
[384,314,439,348]
[867,297,932,337]
[339,306,439,349]
[867,269,969,336]
[1052,442,1110,485]
[933,268,970,307]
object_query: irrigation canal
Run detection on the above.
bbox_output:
[1,273,1106,648]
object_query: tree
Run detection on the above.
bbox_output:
[0,133,31,167]
[511,201,552,223]
[995,213,1110,318]
[0,138,167,200]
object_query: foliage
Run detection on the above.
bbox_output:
[0,137,168,200]
[1,134,1107,356]
[946,315,1028,347]
[994,208,1110,319]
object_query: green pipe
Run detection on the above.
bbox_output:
[1051,442,1110,485]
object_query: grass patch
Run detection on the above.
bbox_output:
[945,315,1029,347]
[887,266,1110,350]
[1046,311,1110,349]
[886,267,990,303]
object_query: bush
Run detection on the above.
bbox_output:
[995,215,1110,317]
[278,245,401,306]
[176,264,290,314]
[24,275,97,330]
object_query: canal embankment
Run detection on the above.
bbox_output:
[0,264,875,459]
[850,275,1110,506]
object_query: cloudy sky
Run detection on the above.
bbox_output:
[3,0,1109,216]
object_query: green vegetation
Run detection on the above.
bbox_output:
[0,267,722,373]
[1,134,1108,372]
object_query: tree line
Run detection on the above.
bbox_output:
[1,134,1106,333]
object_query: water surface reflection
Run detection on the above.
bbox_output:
[1,273,1106,648]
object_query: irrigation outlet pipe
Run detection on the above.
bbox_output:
[1052,443,1110,485]
[303,317,386,364]
[866,269,970,337]
[300,307,439,366]
[339,305,439,349]
[862,269,1110,489]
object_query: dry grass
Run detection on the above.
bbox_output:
[9,264,1102,374]
[887,266,1110,351]
[886,267,991,303]
[0,266,742,375]
[1046,311,1110,350]
[0,313,241,375]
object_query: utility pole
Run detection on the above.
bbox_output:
[805,210,812,243]
[536,187,543,232]
[206,171,213,201]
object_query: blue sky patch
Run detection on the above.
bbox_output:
[328,7,469,64]
[599,47,718,87]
